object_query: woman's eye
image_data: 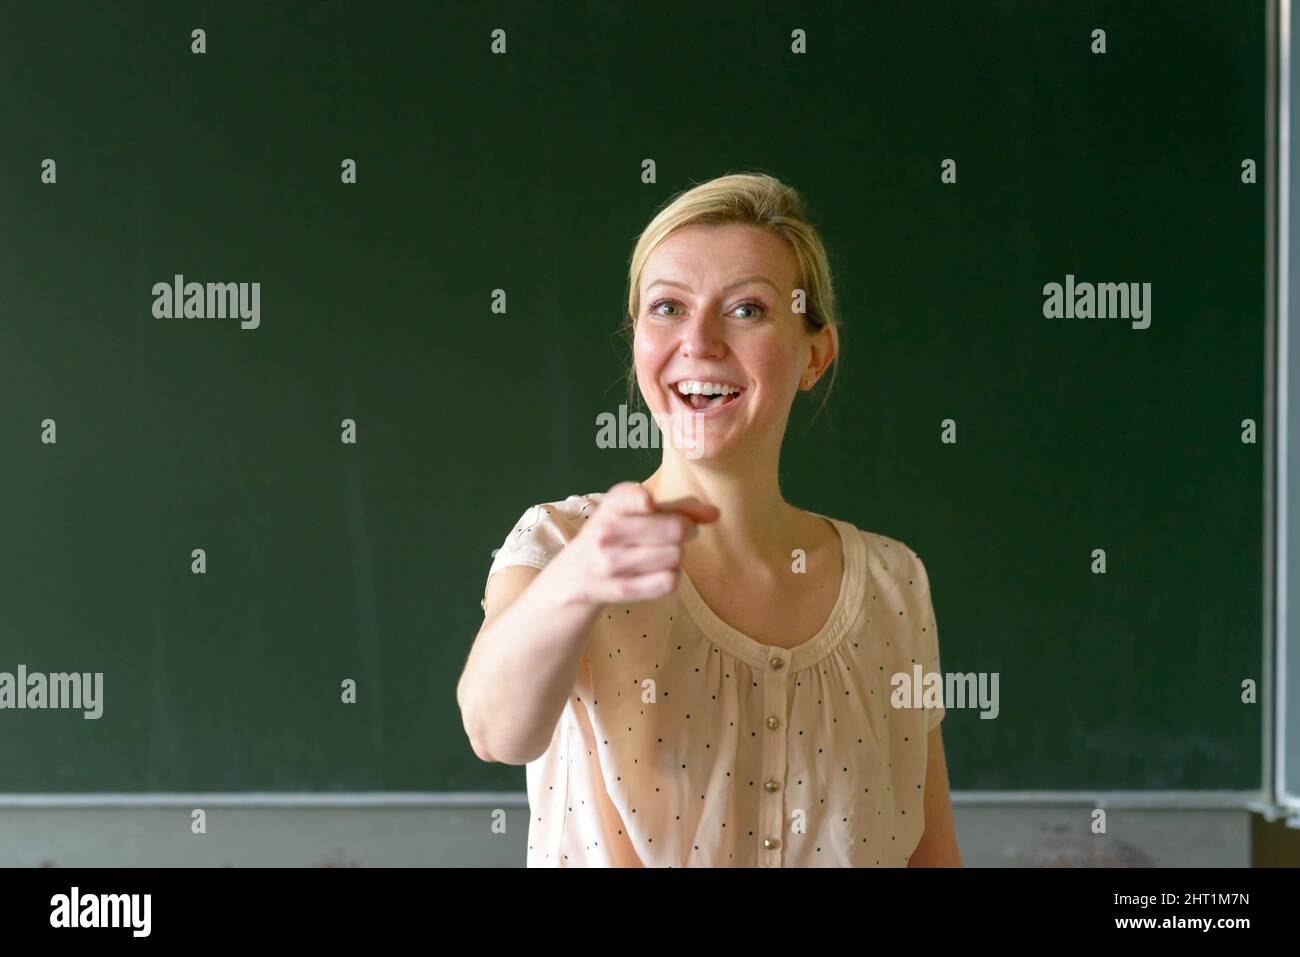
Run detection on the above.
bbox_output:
[647,299,765,319]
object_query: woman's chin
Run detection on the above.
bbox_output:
[667,423,745,462]
[646,400,759,463]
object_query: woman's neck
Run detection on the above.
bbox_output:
[640,458,807,570]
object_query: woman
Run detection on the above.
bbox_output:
[457,172,961,867]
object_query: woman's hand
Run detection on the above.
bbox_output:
[549,481,719,607]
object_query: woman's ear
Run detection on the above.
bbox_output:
[804,325,835,388]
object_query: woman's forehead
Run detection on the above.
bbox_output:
[644,226,796,288]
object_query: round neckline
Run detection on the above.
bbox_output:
[675,513,865,672]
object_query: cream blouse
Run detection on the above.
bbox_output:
[482,491,946,867]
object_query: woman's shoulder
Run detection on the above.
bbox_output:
[487,492,605,574]
[830,518,941,669]
[517,491,606,529]
[813,511,904,552]
[820,513,929,582]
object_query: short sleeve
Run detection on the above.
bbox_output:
[480,501,578,612]
[908,547,945,731]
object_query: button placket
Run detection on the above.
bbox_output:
[759,647,791,867]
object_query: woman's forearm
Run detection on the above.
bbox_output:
[457,556,602,765]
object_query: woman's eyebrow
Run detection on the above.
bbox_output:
[646,275,781,295]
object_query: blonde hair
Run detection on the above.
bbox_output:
[622,171,840,420]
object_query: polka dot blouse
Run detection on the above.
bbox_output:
[483,492,946,867]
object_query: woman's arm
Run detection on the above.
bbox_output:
[458,560,606,766]
[457,482,717,766]
[907,726,963,866]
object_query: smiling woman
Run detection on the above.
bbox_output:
[457,171,961,868]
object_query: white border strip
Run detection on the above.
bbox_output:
[0,790,1265,810]
[1268,0,1282,810]
[0,793,533,808]
[957,791,1264,809]
[1278,0,1297,813]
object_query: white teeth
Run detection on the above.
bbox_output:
[674,380,742,396]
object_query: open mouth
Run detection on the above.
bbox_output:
[669,380,745,414]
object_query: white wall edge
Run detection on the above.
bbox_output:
[0,790,1267,810]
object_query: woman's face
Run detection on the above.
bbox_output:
[633,223,829,461]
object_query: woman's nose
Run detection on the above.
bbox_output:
[680,311,726,356]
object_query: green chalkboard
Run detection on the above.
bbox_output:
[0,0,1266,793]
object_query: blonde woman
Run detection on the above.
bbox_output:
[458,172,961,867]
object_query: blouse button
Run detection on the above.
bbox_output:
[766,715,780,730]
[763,837,782,850]
[769,656,784,670]
[764,780,780,792]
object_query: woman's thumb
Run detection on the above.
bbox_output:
[656,496,720,524]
